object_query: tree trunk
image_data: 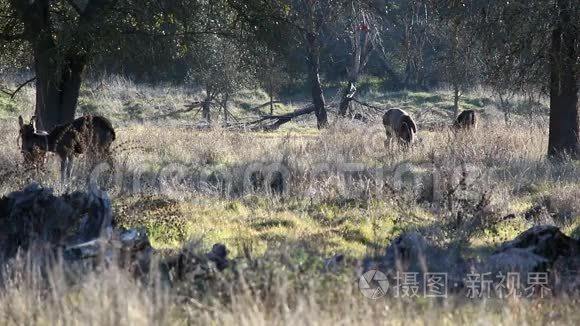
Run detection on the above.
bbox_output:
[338,81,355,117]
[499,93,512,125]
[306,32,327,129]
[338,25,368,117]
[35,55,85,131]
[453,84,460,119]
[269,73,274,115]
[548,0,579,158]
[403,61,411,89]
[202,90,212,123]
[223,93,229,123]
[15,0,84,131]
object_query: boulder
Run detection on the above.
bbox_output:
[0,183,112,260]
[163,242,231,284]
[485,225,580,274]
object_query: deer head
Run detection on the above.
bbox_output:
[18,115,48,164]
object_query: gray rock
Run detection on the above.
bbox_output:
[484,225,580,275]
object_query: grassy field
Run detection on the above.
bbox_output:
[0,77,579,324]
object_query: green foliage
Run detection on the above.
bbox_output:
[0,94,18,115]
[114,195,189,248]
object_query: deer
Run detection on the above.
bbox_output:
[453,109,477,130]
[383,108,418,147]
[18,115,116,182]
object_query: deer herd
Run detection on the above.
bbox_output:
[17,108,477,181]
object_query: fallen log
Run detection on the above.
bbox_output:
[246,104,315,131]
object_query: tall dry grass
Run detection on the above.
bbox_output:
[1,79,579,324]
[0,111,576,212]
[0,253,579,325]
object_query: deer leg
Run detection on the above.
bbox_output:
[384,128,395,149]
[60,158,68,183]
[66,156,74,180]
[60,156,74,183]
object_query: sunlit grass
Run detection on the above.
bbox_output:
[0,79,578,324]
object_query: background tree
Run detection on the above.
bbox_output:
[432,1,481,119]
[477,0,579,158]
[383,0,434,90]
[337,1,384,117]
[0,0,129,129]
[229,0,352,128]
[0,0,209,129]
[256,49,288,115]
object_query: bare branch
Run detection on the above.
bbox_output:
[246,101,283,114]
[1,77,36,100]
[350,97,383,112]
[242,104,316,131]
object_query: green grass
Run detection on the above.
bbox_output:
[114,191,547,260]
[1,80,578,324]
[114,196,408,257]
[0,93,20,118]
[366,90,493,113]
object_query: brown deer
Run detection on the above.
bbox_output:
[18,115,116,182]
[383,108,417,146]
[453,110,477,130]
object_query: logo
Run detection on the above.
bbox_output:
[359,270,389,299]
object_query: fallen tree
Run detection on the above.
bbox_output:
[243,104,316,131]
[241,98,377,131]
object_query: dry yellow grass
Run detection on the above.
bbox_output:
[0,255,579,325]
[0,84,579,324]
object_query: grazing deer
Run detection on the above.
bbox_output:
[453,110,477,130]
[18,115,116,182]
[383,108,417,146]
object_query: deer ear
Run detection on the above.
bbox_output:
[18,116,24,128]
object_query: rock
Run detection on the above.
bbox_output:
[552,255,580,294]
[494,225,579,263]
[524,205,555,225]
[206,243,229,271]
[164,242,231,284]
[0,183,113,260]
[486,248,548,274]
[64,239,107,261]
[324,254,345,272]
[61,226,153,276]
[485,225,580,274]
[362,231,462,275]
[0,183,155,277]
[359,226,580,297]
[384,232,428,271]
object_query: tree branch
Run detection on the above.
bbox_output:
[350,97,383,112]
[64,0,84,15]
[246,101,283,114]
[0,32,24,41]
[1,77,36,100]
[242,104,316,131]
